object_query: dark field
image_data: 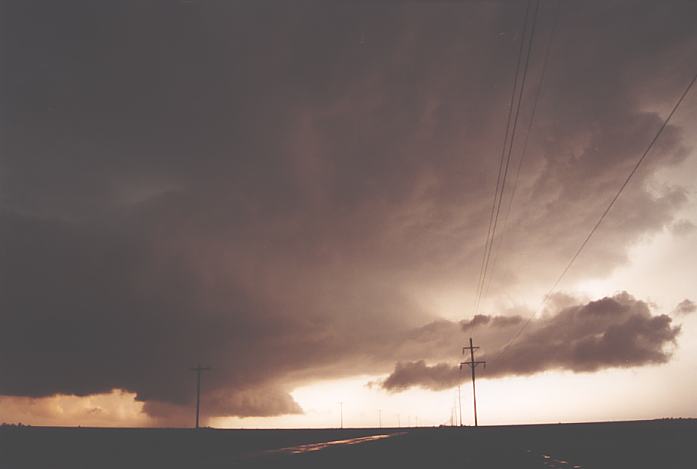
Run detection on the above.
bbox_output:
[1,419,695,468]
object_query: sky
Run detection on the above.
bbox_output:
[1,0,696,428]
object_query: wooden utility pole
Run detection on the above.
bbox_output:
[191,365,211,429]
[458,384,463,427]
[460,337,486,427]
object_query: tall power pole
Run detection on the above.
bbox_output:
[458,384,463,427]
[191,365,211,429]
[339,401,343,429]
[460,337,486,427]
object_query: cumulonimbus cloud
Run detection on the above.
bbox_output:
[1,1,696,423]
[382,292,681,391]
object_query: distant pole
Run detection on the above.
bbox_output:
[458,384,463,427]
[378,409,382,428]
[398,414,401,428]
[190,365,211,429]
[340,401,343,429]
[461,337,486,427]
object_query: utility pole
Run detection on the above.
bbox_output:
[460,337,486,427]
[378,409,382,428]
[190,364,211,429]
[458,384,463,427]
[339,401,343,429]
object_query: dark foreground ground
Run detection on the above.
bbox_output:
[1,419,695,469]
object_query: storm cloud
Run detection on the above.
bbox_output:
[461,314,523,331]
[673,299,697,316]
[1,1,696,422]
[382,292,681,391]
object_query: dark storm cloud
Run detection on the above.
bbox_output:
[2,1,696,421]
[383,361,461,392]
[673,299,696,316]
[460,314,492,330]
[670,219,696,236]
[460,314,522,331]
[382,292,681,391]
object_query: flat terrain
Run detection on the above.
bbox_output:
[1,419,695,468]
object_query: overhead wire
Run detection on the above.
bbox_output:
[483,0,561,300]
[496,62,697,355]
[473,0,533,318]
[475,0,541,314]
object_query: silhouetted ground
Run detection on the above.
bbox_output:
[1,419,695,468]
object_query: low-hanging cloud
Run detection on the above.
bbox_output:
[383,361,463,392]
[382,292,681,391]
[461,314,523,331]
[672,299,696,316]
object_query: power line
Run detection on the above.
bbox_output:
[480,0,543,300]
[548,77,697,295]
[474,0,535,316]
[475,0,533,315]
[509,0,561,212]
[483,0,561,299]
[498,64,697,353]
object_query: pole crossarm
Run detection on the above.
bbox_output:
[460,360,487,369]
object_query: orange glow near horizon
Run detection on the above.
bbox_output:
[0,390,151,428]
